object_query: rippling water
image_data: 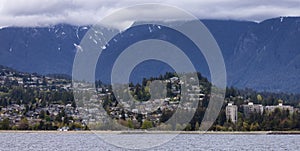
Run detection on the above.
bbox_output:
[0,132,299,150]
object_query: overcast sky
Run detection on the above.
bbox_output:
[0,0,300,27]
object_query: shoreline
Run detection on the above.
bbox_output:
[1,130,300,135]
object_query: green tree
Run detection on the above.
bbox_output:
[185,123,192,131]
[0,118,10,130]
[242,122,250,131]
[175,123,183,131]
[141,120,153,129]
[18,117,29,130]
[195,122,200,131]
[250,122,260,131]
[257,94,263,102]
[127,120,134,129]
[39,110,45,119]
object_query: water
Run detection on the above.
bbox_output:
[0,133,299,151]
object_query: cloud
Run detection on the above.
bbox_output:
[0,0,299,27]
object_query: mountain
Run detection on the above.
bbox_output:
[0,17,299,93]
[0,24,87,74]
[229,17,300,92]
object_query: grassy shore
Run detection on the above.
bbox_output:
[1,130,300,135]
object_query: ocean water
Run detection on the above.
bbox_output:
[0,133,299,151]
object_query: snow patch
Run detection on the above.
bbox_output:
[148,26,153,33]
[95,30,103,35]
[0,26,8,30]
[157,25,161,29]
[93,39,98,44]
[76,28,79,39]
[280,17,284,23]
[73,43,83,52]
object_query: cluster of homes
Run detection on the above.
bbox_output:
[226,101,296,123]
[0,67,72,91]
[1,67,209,129]
[0,67,78,128]
[76,76,206,127]
[0,103,79,128]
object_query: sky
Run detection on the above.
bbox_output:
[0,0,300,27]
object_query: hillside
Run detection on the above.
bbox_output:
[0,17,300,92]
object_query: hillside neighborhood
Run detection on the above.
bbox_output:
[0,66,300,131]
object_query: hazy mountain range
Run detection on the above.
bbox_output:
[0,17,299,93]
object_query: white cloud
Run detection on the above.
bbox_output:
[0,0,299,27]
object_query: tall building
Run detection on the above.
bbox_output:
[226,102,238,123]
[243,102,264,117]
[265,103,294,114]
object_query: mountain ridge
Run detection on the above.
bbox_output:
[0,17,299,92]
